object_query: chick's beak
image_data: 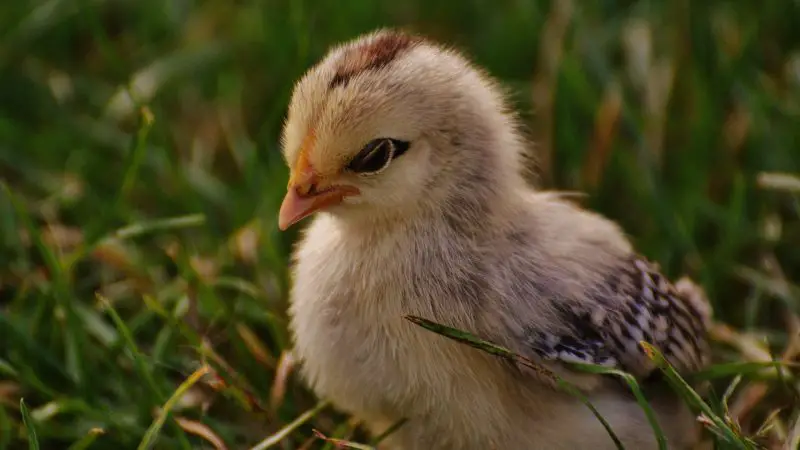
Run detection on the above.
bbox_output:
[278,159,359,231]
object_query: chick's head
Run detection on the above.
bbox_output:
[278,29,521,230]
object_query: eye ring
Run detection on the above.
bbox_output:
[347,138,409,175]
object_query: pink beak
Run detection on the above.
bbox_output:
[278,183,359,230]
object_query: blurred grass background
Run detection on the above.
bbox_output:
[1,0,799,448]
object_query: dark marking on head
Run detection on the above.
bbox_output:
[329,30,421,90]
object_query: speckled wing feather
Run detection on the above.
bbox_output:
[525,255,712,379]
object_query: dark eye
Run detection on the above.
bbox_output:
[347,138,410,174]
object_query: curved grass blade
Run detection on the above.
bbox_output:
[370,418,407,446]
[174,417,228,450]
[640,342,758,449]
[403,315,560,383]
[137,365,210,450]
[66,428,105,450]
[404,315,625,450]
[567,362,667,450]
[249,401,330,450]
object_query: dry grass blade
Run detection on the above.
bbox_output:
[237,323,278,369]
[175,416,228,450]
[714,308,800,434]
[297,435,319,450]
[582,81,622,189]
[530,0,573,185]
[757,172,800,193]
[754,409,784,442]
[269,351,295,414]
[197,339,270,412]
[249,401,330,450]
[313,430,375,450]
[319,419,359,450]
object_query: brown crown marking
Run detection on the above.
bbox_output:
[329,31,421,90]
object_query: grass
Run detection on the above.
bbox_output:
[0,0,799,448]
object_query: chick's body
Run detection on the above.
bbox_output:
[282,29,711,450]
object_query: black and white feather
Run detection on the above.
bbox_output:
[526,255,712,379]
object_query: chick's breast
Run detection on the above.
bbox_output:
[287,217,532,448]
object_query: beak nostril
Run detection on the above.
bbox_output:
[296,183,319,198]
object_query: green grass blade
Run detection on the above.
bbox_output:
[0,314,71,384]
[63,213,206,270]
[249,401,330,450]
[97,294,163,404]
[369,418,407,446]
[551,382,626,450]
[19,399,40,450]
[0,358,16,378]
[691,361,797,381]
[112,214,206,240]
[137,365,210,450]
[567,362,668,450]
[640,342,757,449]
[403,315,559,381]
[721,375,742,419]
[117,107,154,202]
[140,294,266,412]
[97,294,193,450]
[404,315,625,450]
[3,183,84,386]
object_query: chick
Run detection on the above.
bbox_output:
[278,29,712,450]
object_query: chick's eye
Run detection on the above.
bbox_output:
[347,138,394,174]
[347,138,409,174]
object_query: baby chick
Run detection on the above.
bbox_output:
[278,29,712,450]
